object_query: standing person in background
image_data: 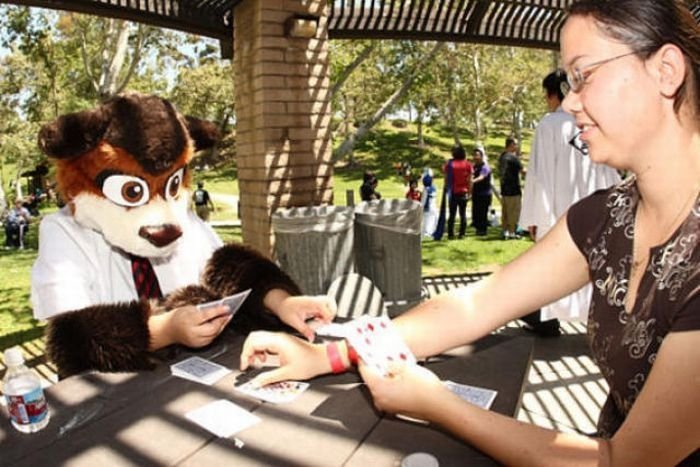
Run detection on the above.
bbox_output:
[360,171,381,201]
[420,169,438,238]
[192,182,216,222]
[443,145,473,240]
[499,137,525,240]
[519,69,621,336]
[471,147,493,236]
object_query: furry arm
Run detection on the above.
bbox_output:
[45,244,300,377]
[201,243,302,333]
[46,300,156,378]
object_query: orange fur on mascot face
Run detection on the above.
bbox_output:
[38,92,219,258]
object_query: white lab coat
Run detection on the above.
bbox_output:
[520,107,621,321]
[31,207,223,320]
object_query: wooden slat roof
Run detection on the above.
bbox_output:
[3,0,700,58]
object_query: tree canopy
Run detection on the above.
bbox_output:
[0,6,555,204]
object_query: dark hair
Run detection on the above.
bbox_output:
[542,69,567,101]
[363,170,376,182]
[505,137,517,148]
[568,0,700,120]
[451,145,466,160]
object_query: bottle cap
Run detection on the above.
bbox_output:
[4,347,25,367]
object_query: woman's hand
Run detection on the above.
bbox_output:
[269,293,337,341]
[358,361,451,422]
[240,331,332,387]
[150,304,232,350]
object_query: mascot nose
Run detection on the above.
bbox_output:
[139,224,183,247]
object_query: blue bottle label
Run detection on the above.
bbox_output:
[6,387,48,425]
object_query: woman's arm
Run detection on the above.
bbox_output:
[393,212,590,358]
[394,329,700,466]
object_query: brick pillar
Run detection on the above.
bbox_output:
[233,0,333,257]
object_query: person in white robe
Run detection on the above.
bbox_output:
[520,70,621,326]
[420,168,439,238]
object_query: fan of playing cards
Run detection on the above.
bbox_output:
[317,315,417,377]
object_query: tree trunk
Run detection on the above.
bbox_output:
[333,42,444,161]
[82,19,143,101]
[0,162,6,213]
[471,51,483,142]
[330,43,376,99]
[416,112,425,148]
[446,81,461,146]
[512,108,524,153]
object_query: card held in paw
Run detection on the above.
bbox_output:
[345,316,416,376]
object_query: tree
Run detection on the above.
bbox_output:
[170,48,235,165]
[333,41,444,162]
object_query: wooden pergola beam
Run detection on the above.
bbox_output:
[8,0,697,56]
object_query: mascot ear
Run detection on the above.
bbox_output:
[38,107,110,159]
[185,116,220,151]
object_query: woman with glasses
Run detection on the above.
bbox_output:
[241,1,700,464]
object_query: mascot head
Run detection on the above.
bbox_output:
[38,92,219,258]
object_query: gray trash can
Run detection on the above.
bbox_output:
[354,199,422,317]
[272,206,354,295]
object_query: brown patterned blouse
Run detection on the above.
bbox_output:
[567,176,700,465]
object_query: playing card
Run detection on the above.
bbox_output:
[345,316,416,376]
[313,322,348,338]
[185,399,261,438]
[234,380,310,404]
[197,289,252,317]
[170,356,231,385]
[443,380,498,410]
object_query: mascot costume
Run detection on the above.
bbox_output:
[31,92,331,378]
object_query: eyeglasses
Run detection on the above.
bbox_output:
[569,131,589,156]
[560,51,637,96]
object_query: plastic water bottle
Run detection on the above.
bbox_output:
[3,347,50,433]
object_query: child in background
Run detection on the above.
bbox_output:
[405,178,421,202]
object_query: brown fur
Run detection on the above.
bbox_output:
[39,93,296,378]
[46,300,155,378]
[39,93,218,174]
[46,243,300,377]
[203,244,302,334]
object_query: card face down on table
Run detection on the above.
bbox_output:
[171,357,231,385]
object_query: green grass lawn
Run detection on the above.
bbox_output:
[0,121,534,350]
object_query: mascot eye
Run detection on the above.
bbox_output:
[165,168,184,200]
[102,175,150,207]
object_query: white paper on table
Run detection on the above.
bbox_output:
[185,400,261,438]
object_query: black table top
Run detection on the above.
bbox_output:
[1,330,532,467]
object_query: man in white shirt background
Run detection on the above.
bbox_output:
[519,70,621,336]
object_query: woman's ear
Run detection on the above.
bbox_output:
[653,43,688,99]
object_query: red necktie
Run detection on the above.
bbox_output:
[130,255,163,299]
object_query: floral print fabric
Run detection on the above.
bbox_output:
[567,177,700,451]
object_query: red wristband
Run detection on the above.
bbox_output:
[347,344,359,366]
[326,341,345,374]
